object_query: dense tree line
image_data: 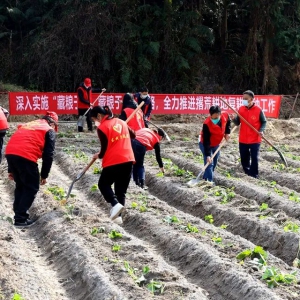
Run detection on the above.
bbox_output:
[0,0,299,94]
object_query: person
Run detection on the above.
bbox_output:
[131,128,165,189]
[77,77,102,132]
[119,93,146,131]
[136,87,152,126]
[233,90,267,178]
[90,105,135,224]
[5,111,58,227]
[0,106,9,163]
[199,105,231,184]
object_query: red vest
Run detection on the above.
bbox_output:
[77,86,92,109]
[99,117,135,168]
[238,105,262,144]
[0,108,8,130]
[135,128,160,151]
[200,112,228,147]
[5,119,52,163]
[124,108,145,131]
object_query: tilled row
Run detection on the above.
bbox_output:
[162,152,300,265]
[55,151,299,300]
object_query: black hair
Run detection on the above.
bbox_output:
[153,128,165,139]
[243,90,255,98]
[122,93,137,110]
[140,87,148,93]
[42,115,57,126]
[209,105,221,115]
[90,105,114,119]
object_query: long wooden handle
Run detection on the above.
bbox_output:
[82,88,106,117]
[198,126,237,178]
[125,101,144,124]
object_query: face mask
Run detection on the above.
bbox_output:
[242,100,249,106]
[140,94,148,99]
[95,121,100,127]
[211,118,220,125]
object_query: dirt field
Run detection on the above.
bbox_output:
[1,118,300,300]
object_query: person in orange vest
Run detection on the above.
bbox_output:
[5,111,58,227]
[90,105,135,224]
[199,105,231,184]
[233,90,267,178]
[131,128,165,189]
[77,77,102,132]
[119,93,146,131]
[0,106,9,163]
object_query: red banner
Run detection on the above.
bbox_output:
[9,92,282,118]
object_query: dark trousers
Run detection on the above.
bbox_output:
[78,108,92,132]
[239,143,260,178]
[131,139,147,183]
[6,155,40,222]
[98,162,133,207]
[0,131,6,163]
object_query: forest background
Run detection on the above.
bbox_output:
[0,0,299,95]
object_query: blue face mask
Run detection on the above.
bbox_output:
[211,118,220,125]
[242,99,249,106]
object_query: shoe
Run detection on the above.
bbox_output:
[110,203,124,220]
[113,216,123,225]
[14,219,36,227]
[139,179,148,190]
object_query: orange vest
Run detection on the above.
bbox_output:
[135,128,160,151]
[238,105,262,144]
[5,119,52,162]
[99,117,135,168]
[124,107,145,131]
[0,108,8,130]
[200,112,228,147]
[77,86,92,109]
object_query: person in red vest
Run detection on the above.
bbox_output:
[131,128,165,189]
[5,111,58,227]
[119,93,146,131]
[90,105,135,224]
[77,77,102,132]
[0,106,9,163]
[233,90,267,178]
[199,105,231,184]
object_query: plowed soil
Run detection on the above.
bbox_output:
[1,118,300,300]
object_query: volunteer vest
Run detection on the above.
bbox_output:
[124,107,145,131]
[0,109,8,130]
[135,128,160,151]
[77,86,92,109]
[200,113,228,147]
[5,119,52,163]
[238,105,262,144]
[99,117,135,168]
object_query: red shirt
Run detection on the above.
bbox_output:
[238,105,262,144]
[124,107,145,131]
[135,128,161,150]
[99,117,135,168]
[200,113,228,147]
[0,108,8,130]
[5,119,52,162]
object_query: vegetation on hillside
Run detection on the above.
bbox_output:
[0,0,299,94]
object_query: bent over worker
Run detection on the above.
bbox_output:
[5,112,58,227]
[119,93,146,131]
[199,105,231,184]
[91,106,135,224]
[0,106,9,163]
[233,90,267,178]
[131,128,165,189]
